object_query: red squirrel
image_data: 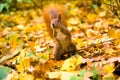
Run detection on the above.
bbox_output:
[43,4,76,60]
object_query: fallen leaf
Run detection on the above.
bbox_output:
[19,73,34,80]
[103,63,115,74]
[61,55,82,71]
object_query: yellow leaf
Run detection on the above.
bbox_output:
[16,58,31,73]
[86,29,99,38]
[0,38,6,47]
[109,19,118,25]
[67,17,79,25]
[99,11,106,17]
[117,77,120,80]
[61,55,82,71]
[47,71,80,80]
[69,8,79,16]
[17,25,24,30]
[74,38,85,48]
[87,13,98,23]
[108,29,120,38]
[105,48,117,55]
[19,73,34,80]
[9,33,19,49]
[47,72,61,79]
[102,73,115,80]
[103,63,115,74]
[28,42,36,51]
[114,39,120,46]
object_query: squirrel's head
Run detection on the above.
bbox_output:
[51,14,61,29]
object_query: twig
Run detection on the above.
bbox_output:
[78,38,120,51]
[0,44,23,63]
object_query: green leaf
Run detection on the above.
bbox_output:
[41,55,48,60]
[91,65,101,80]
[27,52,34,57]
[79,70,88,80]
[92,4,98,9]
[106,77,112,80]
[0,3,10,14]
[17,0,23,3]
[70,70,88,80]
[26,0,31,2]
[70,76,79,80]
[79,70,88,78]
[6,0,12,4]
[0,66,11,80]
[0,4,4,13]
[4,3,9,13]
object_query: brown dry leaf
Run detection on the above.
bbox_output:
[34,60,60,76]
[107,57,120,63]
[0,44,23,63]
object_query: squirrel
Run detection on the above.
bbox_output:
[43,4,76,60]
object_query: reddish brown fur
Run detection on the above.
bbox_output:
[43,4,67,38]
[43,4,76,60]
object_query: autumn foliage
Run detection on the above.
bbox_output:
[0,0,120,80]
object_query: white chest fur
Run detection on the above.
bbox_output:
[56,29,66,40]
